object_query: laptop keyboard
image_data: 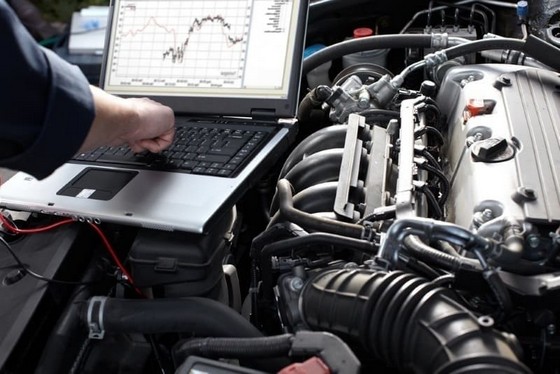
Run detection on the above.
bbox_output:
[72,121,274,178]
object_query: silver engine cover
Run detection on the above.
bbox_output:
[436,64,560,230]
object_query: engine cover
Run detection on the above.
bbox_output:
[437,64,560,230]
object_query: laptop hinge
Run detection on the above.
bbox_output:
[250,109,277,121]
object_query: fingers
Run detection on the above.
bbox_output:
[129,128,175,153]
[123,98,175,153]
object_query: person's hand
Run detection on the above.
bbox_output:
[79,86,175,153]
[119,97,175,153]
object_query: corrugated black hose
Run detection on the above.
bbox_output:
[300,268,532,373]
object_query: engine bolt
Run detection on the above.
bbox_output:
[472,208,494,227]
[482,209,494,220]
[527,235,541,248]
[289,277,304,292]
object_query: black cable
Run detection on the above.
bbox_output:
[435,1,490,34]
[415,126,444,145]
[303,34,434,75]
[430,273,455,287]
[422,149,442,170]
[443,37,526,61]
[472,3,496,33]
[420,184,444,219]
[414,147,442,171]
[0,235,99,286]
[418,162,450,205]
[357,108,400,127]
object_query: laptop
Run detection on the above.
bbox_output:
[0,0,309,234]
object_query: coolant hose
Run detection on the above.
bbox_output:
[303,34,434,74]
[269,182,340,225]
[276,178,365,238]
[441,35,560,72]
[300,268,531,373]
[403,235,480,272]
[82,296,263,338]
[443,37,526,61]
[379,217,493,266]
[174,334,294,363]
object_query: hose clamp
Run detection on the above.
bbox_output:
[87,296,108,340]
[431,33,449,49]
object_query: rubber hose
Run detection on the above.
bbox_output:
[300,268,531,374]
[275,179,365,238]
[173,334,293,364]
[82,297,263,338]
[296,87,331,128]
[303,34,434,74]
[268,181,338,221]
[443,37,526,61]
[403,235,480,272]
[35,257,104,374]
[379,218,491,265]
[258,232,377,302]
[268,182,340,227]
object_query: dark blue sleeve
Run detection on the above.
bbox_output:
[0,1,95,179]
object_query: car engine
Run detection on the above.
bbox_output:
[2,0,560,373]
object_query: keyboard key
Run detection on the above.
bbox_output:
[196,154,230,163]
[181,160,199,170]
[217,169,232,176]
[72,120,272,178]
[208,147,239,157]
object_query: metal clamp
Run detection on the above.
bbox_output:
[87,296,108,340]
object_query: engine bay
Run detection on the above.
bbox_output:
[2,0,560,373]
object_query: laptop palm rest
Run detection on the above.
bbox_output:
[57,168,138,201]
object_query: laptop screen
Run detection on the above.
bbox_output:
[100,0,308,118]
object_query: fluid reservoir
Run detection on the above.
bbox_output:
[342,27,389,68]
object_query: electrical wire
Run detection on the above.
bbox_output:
[0,235,98,286]
[417,162,450,205]
[86,222,143,296]
[420,184,444,219]
[0,213,143,296]
[0,214,74,234]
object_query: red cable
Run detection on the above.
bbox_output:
[0,213,143,297]
[0,214,74,233]
[87,223,143,296]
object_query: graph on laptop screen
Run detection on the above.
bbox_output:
[103,0,300,99]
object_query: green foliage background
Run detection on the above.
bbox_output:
[33,0,109,23]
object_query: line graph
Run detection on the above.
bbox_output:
[161,15,244,63]
[109,0,251,87]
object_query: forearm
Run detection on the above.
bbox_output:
[78,86,136,152]
[79,86,175,154]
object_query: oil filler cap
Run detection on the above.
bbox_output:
[471,137,515,162]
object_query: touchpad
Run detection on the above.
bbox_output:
[57,167,138,201]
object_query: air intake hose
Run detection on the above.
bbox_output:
[299,268,531,374]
